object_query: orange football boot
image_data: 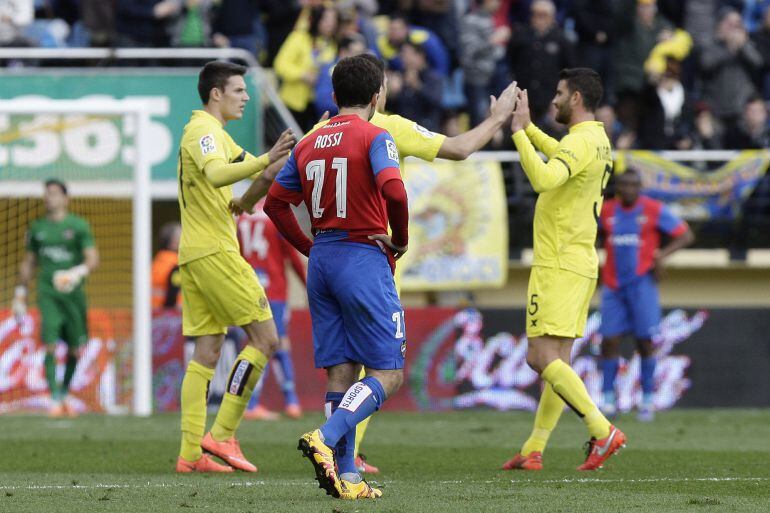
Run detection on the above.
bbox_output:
[244,405,280,421]
[176,453,234,473]
[354,453,380,474]
[577,425,627,471]
[502,451,543,471]
[201,432,258,472]
[284,404,303,419]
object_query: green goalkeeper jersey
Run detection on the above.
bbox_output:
[26,214,95,297]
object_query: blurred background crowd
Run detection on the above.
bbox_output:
[4,0,770,150]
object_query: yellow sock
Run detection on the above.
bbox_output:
[180,360,215,462]
[541,359,611,440]
[211,346,268,441]
[520,383,564,456]
[354,367,369,454]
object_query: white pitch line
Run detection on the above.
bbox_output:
[510,477,770,484]
[1,477,767,492]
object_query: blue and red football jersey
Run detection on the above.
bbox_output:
[600,196,688,290]
[269,114,402,240]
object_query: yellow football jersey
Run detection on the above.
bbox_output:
[177,110,248,265]
[513,121,613,279]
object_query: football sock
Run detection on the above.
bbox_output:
[601,358,619,396]
[353,367,369,454]
[273,350,299,406]
[44,350,60,402]
[321,376,386,447]
[211,345,268,441]
[179,360,214,462]
[324,391,357,475]
[520,383,564,456]
[541,359,611,440]
[640,356,656,398]
[246,362,270,410]
[61,353,78,396]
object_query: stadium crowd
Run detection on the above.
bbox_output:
[3,0,770,150]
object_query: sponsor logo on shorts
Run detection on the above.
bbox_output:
[199,134,216,155]
[228,359,252,396]
[259,296,268,310]
[340,383,372,411]
[400,340,407,357]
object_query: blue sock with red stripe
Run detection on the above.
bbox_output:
[273,350,299,406]
[640,356,656,401]
[320,376,386,447]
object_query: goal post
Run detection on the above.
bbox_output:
[0,99,153,416]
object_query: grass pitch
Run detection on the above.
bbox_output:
[1,409,768,512]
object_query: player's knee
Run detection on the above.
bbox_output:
[45,344,56,356]
[601,338,621,358]
[637,339,654,358]
[525,352,544,374]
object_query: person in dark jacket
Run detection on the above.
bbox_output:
[724,95,770,149]
[116,0,180,47]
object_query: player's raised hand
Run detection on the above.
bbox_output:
[267,129,296,164]
[368,234,408,260]
[489,80,518,124]
[511,88,531,133]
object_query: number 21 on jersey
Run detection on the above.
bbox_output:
[306,158,348,219]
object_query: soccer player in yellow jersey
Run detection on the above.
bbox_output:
[501,68,626,472]
[233,54,519,474]
[175,61,296,473]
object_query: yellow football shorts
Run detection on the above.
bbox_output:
[181,250,272,337]
[526,266,597,339]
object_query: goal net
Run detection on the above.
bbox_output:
[0,99,152,416]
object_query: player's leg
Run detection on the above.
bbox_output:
[525,268,625,470]
[632,274,662,421]
[176,261,232,473]
[39,295,64,416]
[59,291,88,416]
[599,285,631,416]
[353,364,378,473]
[270,302,302,417]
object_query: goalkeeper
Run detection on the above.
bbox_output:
[12,179,99,417]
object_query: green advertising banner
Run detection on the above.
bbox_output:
[0,70,261,181]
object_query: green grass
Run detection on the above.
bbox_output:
[1,409,769,512]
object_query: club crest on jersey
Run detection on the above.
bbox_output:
[199,134,216,155]
[386,139,399,162]
[413,123,435,138]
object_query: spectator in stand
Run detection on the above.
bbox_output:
[314,34,368,118]
[637,58,694,149]
[388,41,444,131]
[699,8,763,129]
[613,0,673,133]
[688,102,723,150]
[116,0,181,47]
[507,0,575,122]
[151,222,183,311]
[336,0,381,51]
[171,0,215,47]
[460,0,510,127]
[402,0,460,67]
[377,13,450,77]
[273,4,338,131]
[260,0,302,66]
[724,95,770,149]
[596,103,636,150]
[211,0,264,57]
[742,0,770,33]
[751,6,770,98]
[81,0,116,47]
[0,0,33,47]
[572,0,616,98]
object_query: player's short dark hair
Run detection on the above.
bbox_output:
[198,61,247,104]
[559,68,603,112]
[44,178,68,195]
[332,56,383,108]
[357,53,386,77]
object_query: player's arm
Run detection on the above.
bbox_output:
[12,250,36,321]
[204,129,295,188]
[436,80,519,160]
[53,222,99,294]
[229,154,291,216]
[655,206,695,263]
[509,88,559,156]
[264,153,314,256]
[281,237,308,285]
[367,132,409,258]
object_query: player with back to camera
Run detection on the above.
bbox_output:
[174,60,296,473]
[598,168,694,421]
[502,68,626,471]
[13,179,99,417]
[264,55,407,500]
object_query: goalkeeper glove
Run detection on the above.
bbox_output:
[12,286,27,321]
[53,264,89,293]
